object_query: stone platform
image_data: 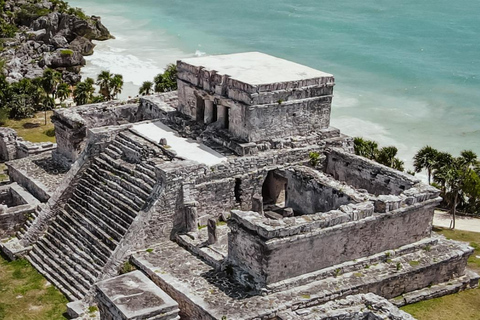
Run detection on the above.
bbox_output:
[96,270,180,320]
[6,152,68,202]
[132,234,478,320]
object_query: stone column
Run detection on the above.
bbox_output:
[204,100,214,124]
[184,202,198,233]
[207,218,217,245]
[217,105,227,128]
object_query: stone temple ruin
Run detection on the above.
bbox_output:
[0,52,478,320]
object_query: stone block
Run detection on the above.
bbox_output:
[96,271,179,320]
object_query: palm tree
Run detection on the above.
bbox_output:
[73,78,95,106]
[96,71,112,100]
[154,64,177,93]
[41,68,61,101]
[376,146,398,167]
[434,150,479,229]
[413,146,439,185]
[56,82,72,103]
[110,74,123,100]
[139,81,153,96]
[353,137,378,160]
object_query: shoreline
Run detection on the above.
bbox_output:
[69,0,479,177]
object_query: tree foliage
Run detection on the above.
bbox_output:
[353,137,405,172]
[413,147,480,227]
[139,81,153,96]
[154,64,177,93]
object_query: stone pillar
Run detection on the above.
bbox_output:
[204,100,214,124]
[217,105,227,128]
[184,202,198,233]
[0,128,18,161]
[252,194,264,215]
[207,218,217,245]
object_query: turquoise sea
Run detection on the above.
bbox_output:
[69,0,480,172]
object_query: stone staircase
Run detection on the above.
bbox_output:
[24,129,167,301]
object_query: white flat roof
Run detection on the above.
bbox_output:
[132,122,227,166]
[180,52,332,85]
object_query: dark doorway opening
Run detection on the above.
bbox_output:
[196,96,205,123]
[262,171,288,206]
[212,103,218,122]
[234,178,242,204]
[224,107,230,129]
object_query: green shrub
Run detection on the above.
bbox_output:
[309,151,320,167]
[60,49,73,57]
[119,261,136,274]
[44,128,55,137]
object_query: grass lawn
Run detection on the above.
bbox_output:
[1,111,55,143]
[401,227,480,320]
[0,254,67,320]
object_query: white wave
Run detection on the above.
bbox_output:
[195,50,206,57]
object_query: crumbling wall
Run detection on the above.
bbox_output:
[228,199,439,286]
[0,183,40,239]
[325,148,419,196]
[280,168,353,215]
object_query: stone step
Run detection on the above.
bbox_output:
[56,210,113,259]
[106,143,123,155]
[45,232,101,277]
[122,130,166,156]
[50,220,109,266]
[71,191,129,236]
[132,166,157,188]
[86,166,149,205]
[81,170,142,212]
[27,252,84,301]
[67,199,123,243]
[83,167,141,206]
[63,205,118,251]
[39,238,97,284]
[75,183,135,226]
[78,179,139,219]
[95,155,153,193]
[105,147,121,160]
[112,139,143,162]
[34,240,93,291]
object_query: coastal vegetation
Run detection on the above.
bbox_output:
[354,138,480,224]
[353,137,405,171]
[140,64,177,95]
[0,68,69,122]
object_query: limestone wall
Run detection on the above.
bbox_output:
[228,199,439,286]
[177,78,332,143]
[281,167,355,215]
[238,96,331,142]
[325,148,419,196]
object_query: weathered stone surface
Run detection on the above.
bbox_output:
[278,293,416,319]
[0,182,39,239]
[96,271,179,320]
[2,53,476,320]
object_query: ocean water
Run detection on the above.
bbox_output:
[69,0,480,171]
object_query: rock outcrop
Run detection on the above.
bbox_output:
[0,0,112,84]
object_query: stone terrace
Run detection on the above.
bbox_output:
[132,233,475,320]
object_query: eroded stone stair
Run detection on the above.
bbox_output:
[25,129,167,301]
